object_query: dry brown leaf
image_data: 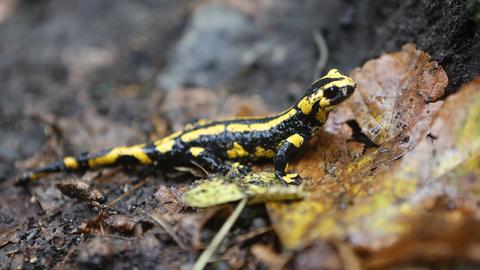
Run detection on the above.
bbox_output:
[345,44,445,145]
[363,209,480,269]
[357,78,480,268]
[267,44,449,249]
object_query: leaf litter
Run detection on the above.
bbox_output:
[177,43,480,267]
[261,43,480,270]
[3,43,479,269]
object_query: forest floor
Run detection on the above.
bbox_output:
[0,0,479,269]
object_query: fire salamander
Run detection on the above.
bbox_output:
[21,69,355,186]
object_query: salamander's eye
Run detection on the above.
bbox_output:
[323,87,337,100]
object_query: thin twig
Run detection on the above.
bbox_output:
[233,225,272,244]
[313,29,329,80]
[147,212,188,251]
[105,178,146,209]
[193,198,248,270]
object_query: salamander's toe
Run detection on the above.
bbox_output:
[276,173,302,186]
[231,162,251,175]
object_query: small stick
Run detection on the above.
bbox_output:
[313,29,329,80]
[147,212,188,251]
[233,225,272,244]
[105,178,146,209]
[193,199,248,270]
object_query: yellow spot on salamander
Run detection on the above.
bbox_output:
[63,157,79,170]
[312,69,355,88]
[297,96,313,115]
[226,124,249,133]
[155,140,175,153]
[226,109,298,133]
[297,90,326,115]
[181,125,225,142]
[282,173,299,184]
[181,109,298,141]
[227,142,249,159]
[88,145,151,168]
[154,131,181,153]
[326,68,341,77]
[286,134,304,148]
[255,146,275,158]
[254,147,276,158]
[319,98,330,108]
[321,79,355,90]
[189,147,205,157]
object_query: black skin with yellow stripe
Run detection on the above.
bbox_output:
[21,69,356,186]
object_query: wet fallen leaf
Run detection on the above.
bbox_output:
[183,172,305,208]
[363,209,480,269]
[267,44,451,249]
[344,43,445,145]
[356,78,480,268]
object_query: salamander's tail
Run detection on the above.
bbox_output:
[18,143,154,184]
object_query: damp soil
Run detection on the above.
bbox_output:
[0,0,478,269]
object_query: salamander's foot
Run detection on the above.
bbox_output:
[230,162,251,175]
[275,172,302,186]
[218,162,251,178]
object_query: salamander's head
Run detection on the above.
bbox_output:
[296,69,356,119]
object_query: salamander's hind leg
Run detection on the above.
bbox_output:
[274,133,307,186]
[187,147,250,176]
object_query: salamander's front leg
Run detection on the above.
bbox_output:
[274,134,307,186]
[187,147,249,176]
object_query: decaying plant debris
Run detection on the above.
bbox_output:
[1,1,480,269]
